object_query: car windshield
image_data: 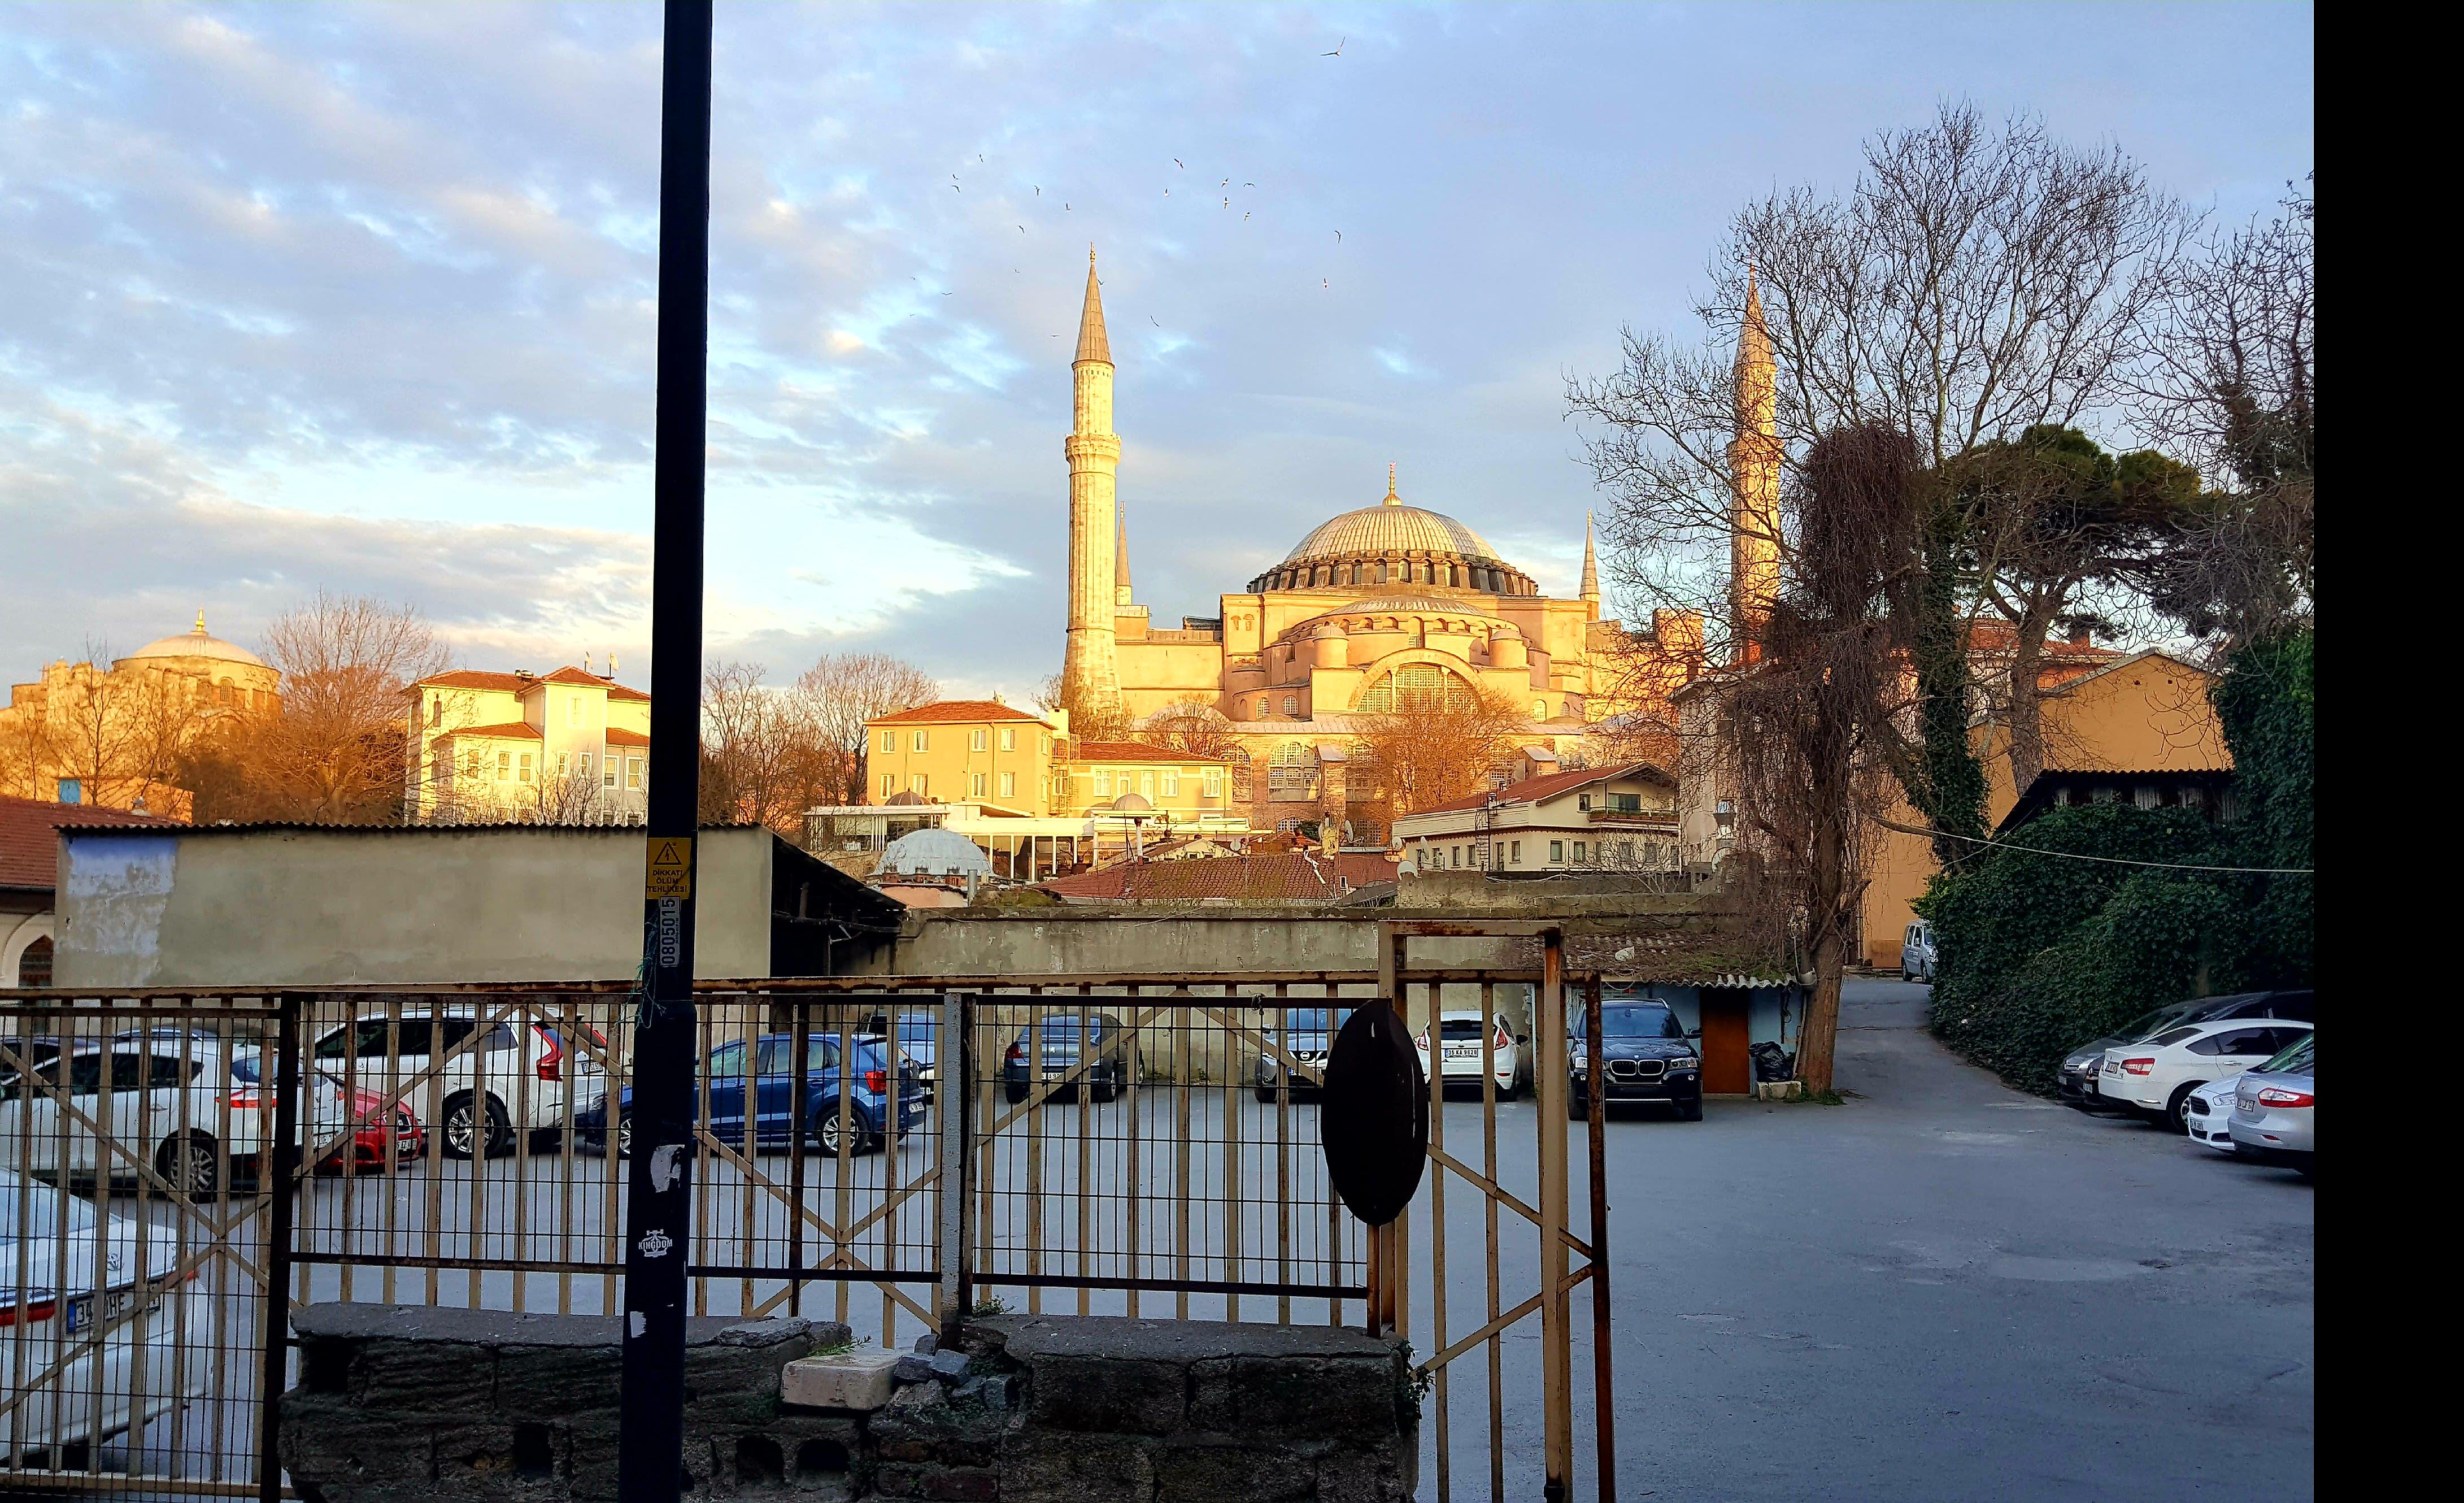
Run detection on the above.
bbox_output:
[0,1170,99,1240]
[2119,1003,2200,1041]
[1594,1004,1685,1040]
[1277,1008,1355,1036]
[2258,1035,2314,1075]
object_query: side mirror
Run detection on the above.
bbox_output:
[1516,1033,1530,1046]
[1687,1027,1703,1039]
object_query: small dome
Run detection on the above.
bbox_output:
[124,612,269,670]
[1110,793,1154,813]
[883,790,930,807]
[879,827,991,876]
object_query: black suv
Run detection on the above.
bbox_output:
[1569,999,1703,1122]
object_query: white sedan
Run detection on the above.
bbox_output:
[1414,1010,1526,1099]
[1,1171,209,1459]
[0,1039,269,1200]
[2101,1019,2314,1133]
[2181,1076,2243,1153]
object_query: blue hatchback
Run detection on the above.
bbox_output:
[576,1033,928,1158]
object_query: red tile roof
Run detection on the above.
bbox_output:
[1409,760,1670,818]
[1038,851,1396,903]
[0,796,180,893]
[604,727,650,748]
[415,667,650,702]
[1066,740,1230,764]
[868,700,1048,727]
[446,720,543,740]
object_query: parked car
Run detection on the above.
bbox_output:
[307,1006,603,1160]
[1002,1011,1138,1105]
[859,1010,939,1093]
[2182,1076,2244,1154]
[2100,1018,2314,1133]
[227,1050,428,1172]
[0,1170,209,1462]
[576,1033,926,1159]
[2057,991,2315,1114]
[2228,1033,2314,1173]
[1899,922,1937,982]
[1568,998,1703,1122]
[0,1039,269,1200]
[1412,1010,1526,1099]
[1252,1006,1355,1102]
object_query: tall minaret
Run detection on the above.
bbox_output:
[1579,511,1601,620]
[1062,246,1124,715]
[1727,267,1782,651]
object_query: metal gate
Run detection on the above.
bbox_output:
[7,935,1617,1500]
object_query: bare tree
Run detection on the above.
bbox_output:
[795,651,939,806]
[1348,677,1523,831]
[1713,425,1923,1094]
[220,593,449,823]
[2123,180,2315,653]
[1138,697,1239,759]
[700,662,837,834]
[1569,102,2193,816]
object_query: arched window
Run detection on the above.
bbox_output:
[1256,697,1270,719]
[1355,664,1478,714]
[1533,700,1547,718]
[1282,694,1299,715]
[1375,561,1389,584]
[14,935,53,988]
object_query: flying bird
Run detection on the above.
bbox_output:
[1244,182,1255,187]
[1034,185,1040,195]
[1220,179,1229,188]
[1173,158,1184,168]
[1324,36,1346,56]
[1244,211,1251,221]
[1018,224,1027,232]
[942,291,952,296]
[1323,279,1330,289]
[1334,230,1342,244]
[1223,197,1230,207]
[1150,315,1160,326]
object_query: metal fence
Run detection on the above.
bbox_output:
[6,943,1613,1499]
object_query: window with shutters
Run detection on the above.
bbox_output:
[970,728,988,752]
[913,731,929,752]
[970,772,987,797]
[1000,728,1017,751]
[1000,771,1016,798]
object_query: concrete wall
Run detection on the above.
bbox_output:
[54,826,776,988]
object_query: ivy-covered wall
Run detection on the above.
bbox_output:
[1923,629,2314,1092]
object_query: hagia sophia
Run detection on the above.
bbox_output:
[1055,249,1730,831]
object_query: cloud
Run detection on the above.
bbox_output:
[0,2,2313,702]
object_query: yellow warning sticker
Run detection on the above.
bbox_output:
[646,836,694,900]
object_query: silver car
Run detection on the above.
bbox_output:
[1899,922,1937,983]
[2228,1033,2314,1172]
[1253,1005,1355,1102]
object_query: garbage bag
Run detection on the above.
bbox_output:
[1749,1040,1795,1083]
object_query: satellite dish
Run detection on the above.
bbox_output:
[1318,1004,1427,1227]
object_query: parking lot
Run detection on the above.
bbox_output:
[16,977,2311,1498]
[1580,976,2314,1500]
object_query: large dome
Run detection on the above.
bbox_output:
[1250,471,1538,597]
[1281,504,1499,566]
[123,613,269,671]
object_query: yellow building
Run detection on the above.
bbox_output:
[405,666,652,824]
[1052,249,1703,841]
[865,701,1060,811]
[0,613,280,816]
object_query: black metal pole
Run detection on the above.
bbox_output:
[618,5,711,1501]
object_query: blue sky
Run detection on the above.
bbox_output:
[0,2,2313,697]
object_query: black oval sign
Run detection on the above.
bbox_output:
[1318,1003,1429,1227]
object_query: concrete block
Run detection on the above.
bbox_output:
[1024,1353,1187,1435]
[1188,1354,1397,1441]
[782,1349,904,1411]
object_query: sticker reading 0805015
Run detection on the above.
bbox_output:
[646,837,693,900]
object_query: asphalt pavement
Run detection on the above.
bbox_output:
[1574,976,2313,1501]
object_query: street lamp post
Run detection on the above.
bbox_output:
[617,5,711,1502]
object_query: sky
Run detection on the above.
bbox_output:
[0,1,2314,701]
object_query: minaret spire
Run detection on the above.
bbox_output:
[1115,502,1134,606]
[1580,511,1601,619]
[1729,264,1781,654]
[1062,247,1125,720]
[1383,462,1399,506]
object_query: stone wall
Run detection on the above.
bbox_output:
[278,1305,1414,1503]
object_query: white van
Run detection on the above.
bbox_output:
[1900,922,1938,983]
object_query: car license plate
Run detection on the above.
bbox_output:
[63,1288,135,1334]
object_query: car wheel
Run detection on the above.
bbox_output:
[1678,1096,1704,1122]
[1255,1084,1277,1104]
[2165,1084,2205,1135]
[443,1093,514,1160]
[1004,1082,1028,1105]
[155,1132,221,1202]
[810,1109,856,1158]
[1495,1075,1521,1102]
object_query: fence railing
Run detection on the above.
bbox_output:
[5,954,1599,1499]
